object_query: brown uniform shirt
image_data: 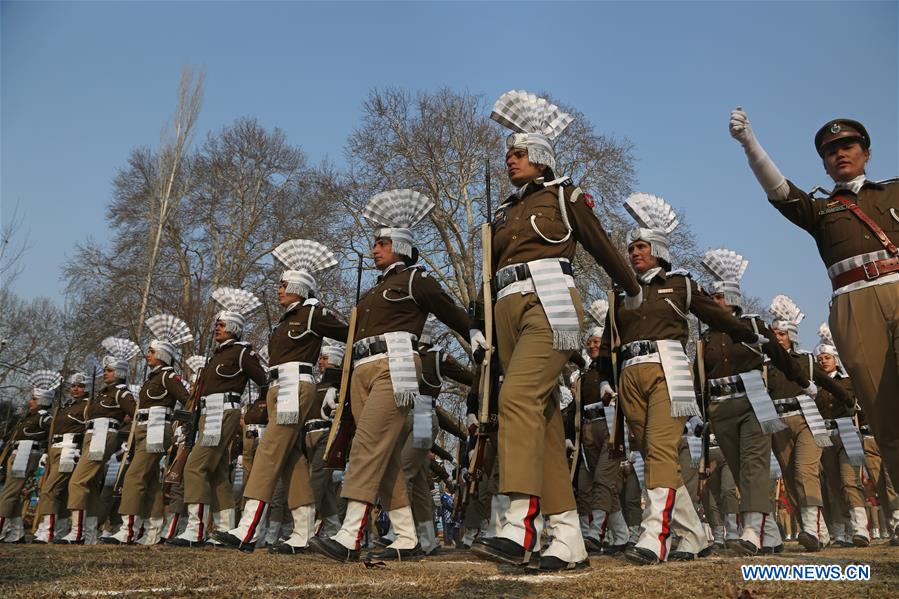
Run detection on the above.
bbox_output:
[418,347,474,397]
[10,409,52,442]
[598,270,757,380]
[244,397,268,425]
[766,350,852,404]
[138,365,189,411]
[354,263,470,341]
[268,300,348,367]
[491,179,640,296]
[816,372,855,420]
[198,339,267,395]
[772,179,899,269]
[582,363,603,407]
[698,315,810,387]
[52,399,88,435]
[84,383,135,422]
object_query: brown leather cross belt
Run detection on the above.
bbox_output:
[830,257,899,291]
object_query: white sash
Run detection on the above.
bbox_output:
[59,433,79,473]
[145,406,168,453]
[527,258,580,350]
[630,451,646,490]
[656,340,700,417]
[413,395,433,449]
[104,458,120,487]
[200,393,226,447]
[384,332,418,407]
[795,394,833,448]
[686,435,703,469]
[835,417,866,467]
[87,419,111,461]
[738,371,787,434]
[769,451,782,480]
[11,440,35,478]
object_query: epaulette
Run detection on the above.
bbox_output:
[557,177,574,187]
[38,409,49,416]
[876,177,898,186]
[303,298,320,306]
[161,365,174,372]
[667,269,692,278]
[234,341,252,347]
[429,345,443,354]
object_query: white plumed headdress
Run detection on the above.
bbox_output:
[362,189,434,259]
[814,323,839,358]
[101,337,141,380]
[272,239,338,297]
[768,295,804,343]
[419,315,438,347]
[320,337,346,365]
[146,314,193,365]
[186,355,208,383]
[490,90,573,171]
[29,369,62,406]
[585,298,609,339]
[702,249,749,311]
[625,193,679,265]
[212,287,262,337]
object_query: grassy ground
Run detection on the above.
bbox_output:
[1,540,897,598]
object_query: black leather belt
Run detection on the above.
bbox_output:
[14,440,47,451]
[245,429,261,439]
[86,420,121,431]
[773,400,800,414]
[860,425,872,436]
[52,433,84,444]
[824,419,837,430]
[709,379,746,398]
[583,402,606,421]
[304,419,331,434]
[495,261,573,292]
[267,364,314,383]
[136,411,173,423]
[353,340,389,360]
[619,340,658,363]
[201,394,241,409]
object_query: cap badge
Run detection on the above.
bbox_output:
[830,123,841,134]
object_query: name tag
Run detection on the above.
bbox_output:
[818,204,849,216]
[658,288,674,294]
[493,208,507,229]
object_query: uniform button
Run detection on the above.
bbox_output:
[365,309,370,312]
[864,235,870,240]
[512,235,517,240]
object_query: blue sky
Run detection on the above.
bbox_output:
[2,1,897,349]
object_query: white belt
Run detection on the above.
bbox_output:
[828,249,899,297]
[621,352,661,370]
[495,274,575,301]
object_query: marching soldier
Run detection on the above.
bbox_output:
[598,194,770,565]
[814,324,869,546]
[308,338,345,538]
[57,338,140,544]
[471,90,641,572]
[858,404,899,545]
[310,189,471,562]
[0,370,59,543]
[169,288,267,547]
[213,240,348,553]
[101,314,192,544]
[697,249,820,555]
[766,295,854,551]
[729,109,899,501]
[32,373,90,543]
[577,300,629,555]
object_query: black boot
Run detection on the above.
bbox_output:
[309,536,359,562]
[470,537,532,566]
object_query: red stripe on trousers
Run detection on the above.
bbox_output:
[760,514,766,549]
[243,502,266,544]
[196,505,204,542]
[75,510,83,541]
[599,513,609,544]
[522,496,541,552]
[658,489,676,560]
[49,514,55,542]
[354,506,370,550]
[126,515,135,544]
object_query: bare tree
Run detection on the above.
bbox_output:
[0,203,28,287]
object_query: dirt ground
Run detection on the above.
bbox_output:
[1,540,897,598]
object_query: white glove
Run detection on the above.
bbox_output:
[600,381,617,402]
[566,439,575,451]
[802,382,818,399]
[331,470,345,484]
[469,329,489,363]
[622,288,643,310]
[321,387,338,420]
[39,453,48,469]
[729,106,789,199]
[466,413,479,429]
[755,333,770,346]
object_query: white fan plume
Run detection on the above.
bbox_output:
[145,314,194,345]
[272,239,338,273]
[101,337,141,361]
[29,369,62,391]
[818,323,835,346]
[586,299,609,326]
[768,294,804,326]
[624,193,680,234]
[212,287,262,315]
[702,249,749,282]
[186,355,208,374]
[490,90,573,139]
[362,189,434,229]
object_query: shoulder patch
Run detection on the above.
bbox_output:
[558,177,574,187]
[38,409,49,416]
[581,191,595,209]
[303,298,320,306]
[235,341,251,347]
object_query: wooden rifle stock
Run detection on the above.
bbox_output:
[323,308,357,469]
[696,337,710,489]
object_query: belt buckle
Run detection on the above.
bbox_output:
[863,261,880,280]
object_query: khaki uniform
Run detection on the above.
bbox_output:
[119,366,188,517]
[68,384,133,511]
[307,371,342,522]
[342,262,470,509]
[576,365,621,515]
[0,410,51,518]
[701,446,739,530]
[183,340,266,507]
[772,179,899,487]
[700,315,810,513]
[242,395,267,484]
[36,398,88,517]
[243,301,347,508]
[818,374,866,511]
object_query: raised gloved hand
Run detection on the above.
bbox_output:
[566,439,575,452]
[622,288,643,311]
[320,387,338,420]
[466,412,479,432]
[802,382,818,399]
[600,381,617,405]
[469,329,489,364]
[728,106,789,199]
[729,106,756,147]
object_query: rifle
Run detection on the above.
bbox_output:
[431,442,454,463]
[569,374,583,482]
[435,404,468,441]
[112,391,139,498]
[323,307,357,469]
[696,336,710,492]
[608,289,626,459]
[162,363,207,496]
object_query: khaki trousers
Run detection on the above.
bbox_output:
[183,408,241,507]
[242,429,261,485]
[0,450,40,518]
[619,362,686,490]
[37,446,73,516]
[619,464,642,527]
[341,356,420,510]
[307,430,338,520]
[576,418,621,513]
[863,436,899,511]
[678,437,700,512]
[771,414,823,508]
[243,383,318,508]
[701,447,739,528]
[710,397,773,513]
[119,425,172,516]
[401,411,439,523]
[821,437,866,510]
[67,432,119,511]
[495,290,583,514]
[463,434,497,530]
[829,282,899,487]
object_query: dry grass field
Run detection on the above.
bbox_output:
[1,540,897,598]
